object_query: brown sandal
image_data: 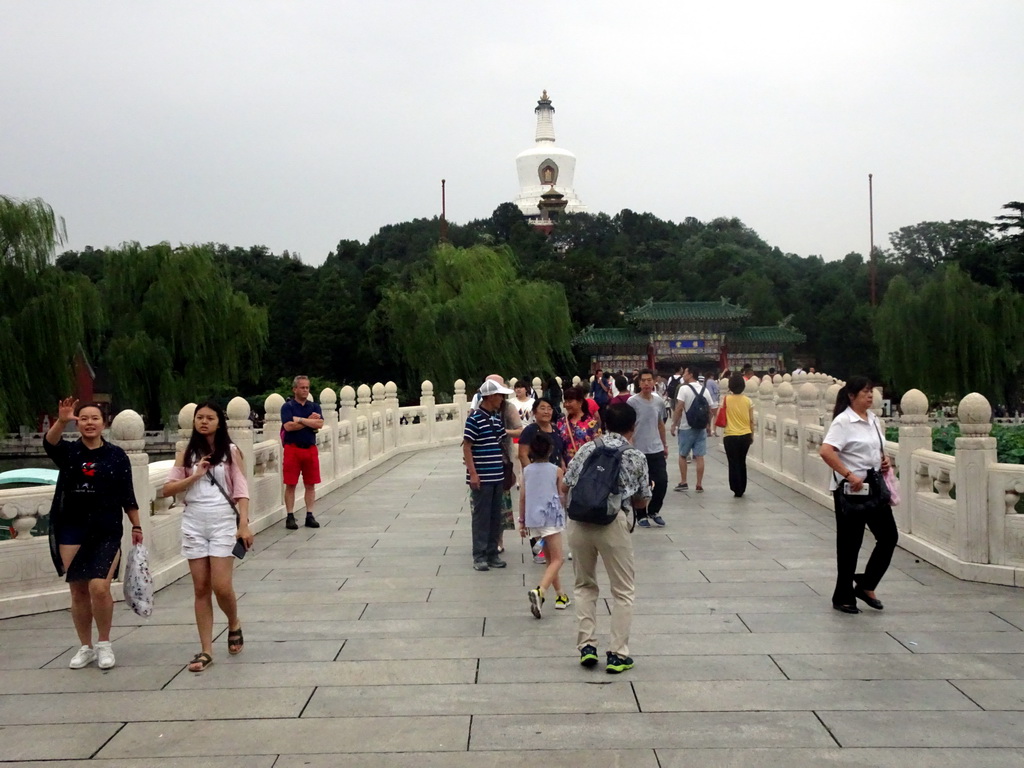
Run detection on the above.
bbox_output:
[227,627,244,655]
[188,652,213,672]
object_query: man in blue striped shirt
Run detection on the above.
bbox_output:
[463,378,514,571]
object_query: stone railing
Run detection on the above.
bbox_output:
[742,372,1024,587]
[0,380,471,618]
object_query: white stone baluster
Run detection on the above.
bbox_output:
[453,379,467,424]
[319,388,338,482]
[955,393,996,565]
[384,381,399,451]
[263,393,284,508]
[421,381,436,445]
[226,396,255,480]
[896,389,929,533]
[110,410,151,549]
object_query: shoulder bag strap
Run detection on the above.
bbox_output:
[207,470,241,526]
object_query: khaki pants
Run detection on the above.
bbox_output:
[567,511,635,656]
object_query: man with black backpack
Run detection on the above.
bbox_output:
[670,366,714,493]
[561,402,651,674]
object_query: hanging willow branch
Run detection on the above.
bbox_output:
[370,243,574,391]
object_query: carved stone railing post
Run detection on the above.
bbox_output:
[226,396,255,479]
[453,379,467,423]
[572,376,581,387]
[263,393,284,488]
[955,393,996,565]
[532,377,543,400]
[338,386,357,474]
[421,380,436,444]
[357,384,373,460]
[384,381,399,451]
[895,389,929,533]
[775,381,796,476]
[110,410,151,546]
[797,382,820,484]
[176,402,196,456]
[319,388,338,481]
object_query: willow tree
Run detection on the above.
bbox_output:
[876,267,1024,403]
[370,243,574,391]
[97,242,269,425]
[0,196,102,432]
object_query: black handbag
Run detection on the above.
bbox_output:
[836,468,890,515]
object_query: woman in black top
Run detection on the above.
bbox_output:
[45,398,142,670]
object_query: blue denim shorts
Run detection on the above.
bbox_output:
[677,427,707,457]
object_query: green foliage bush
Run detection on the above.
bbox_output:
[886,423,1024,464]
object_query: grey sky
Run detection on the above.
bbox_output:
[4,1,1021,265]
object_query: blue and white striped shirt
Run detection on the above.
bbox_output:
[463,407,506,485]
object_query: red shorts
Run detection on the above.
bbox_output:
[283,443,321,486]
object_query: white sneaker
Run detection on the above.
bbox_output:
[69,645,96,669]
[95,641,115,669]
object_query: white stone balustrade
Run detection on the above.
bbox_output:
[0,380,471,618]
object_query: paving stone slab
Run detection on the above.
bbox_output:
[97,716,469,757]
[8,759,276,768]
[0,722,124,761]
[303,681,639,717]
[890,631,1024,653]
[483,613,748,637]
[633,679,977,712]
[272,750,659,768]
[655,747,1024,767]
[0,645,76,670]
[0,625,137,646]
[0,687,310,724]
[46,640,342,667]
[819,710,1024,747]
[0,665,180,694]
[470,712,834,750]
[166,658,476,689]
[213,617,483,641]
[951,679,1024,710]
[238,588,429,604]
[478,654,786,683]
[740,611,1017,634]
[629,596,828,615]
[774,652,1024,680]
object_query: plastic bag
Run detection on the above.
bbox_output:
[882,465,901,507]
[123,543,154,617]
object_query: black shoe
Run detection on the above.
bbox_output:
[854,587,884,610]
[832,603,861,614]
[606,651,634,674]
[304,515,320,528]
[487,557,507,568]
[285,514,298,530]
[473,560,490,571]
[579,644,599,667]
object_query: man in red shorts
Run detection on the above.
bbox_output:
[281,375,324,529]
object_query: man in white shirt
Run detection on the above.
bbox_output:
[670,367,714,492]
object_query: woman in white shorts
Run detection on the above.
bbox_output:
[519,433,570,618]
[162,401,252,672]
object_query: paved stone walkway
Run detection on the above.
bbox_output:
[3,444,1024,766]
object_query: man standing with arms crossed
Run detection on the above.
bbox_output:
[281,375,324,530]
[627,369,669,527]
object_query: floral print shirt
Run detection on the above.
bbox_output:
[556,414,601,460]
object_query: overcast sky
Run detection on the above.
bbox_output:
[4,1,1021,265]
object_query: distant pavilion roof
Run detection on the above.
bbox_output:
[573,326,651,349]
[625,300,750,324]
[727,326,806,345]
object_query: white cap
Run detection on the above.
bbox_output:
[478,379,514,396]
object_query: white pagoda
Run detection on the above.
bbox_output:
[514,91,586,220]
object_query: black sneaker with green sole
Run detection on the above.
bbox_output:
[579,644,599,667]
[606,651,634,673]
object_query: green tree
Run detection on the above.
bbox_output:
[370,243,574,390]
[876,267,1024,403]
[97,242,269,425]
[0,196,102,431]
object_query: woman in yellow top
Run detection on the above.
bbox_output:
[722,373,754,497]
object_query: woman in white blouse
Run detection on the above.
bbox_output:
[819,377,897,614]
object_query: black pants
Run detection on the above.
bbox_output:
[723,434,753,497]
[470,484,503,562]
[639,452,668,519]
[831,491,899,606]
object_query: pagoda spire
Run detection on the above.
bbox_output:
[534,90,555,143]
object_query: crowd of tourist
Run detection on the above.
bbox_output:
[42,363,895,677]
